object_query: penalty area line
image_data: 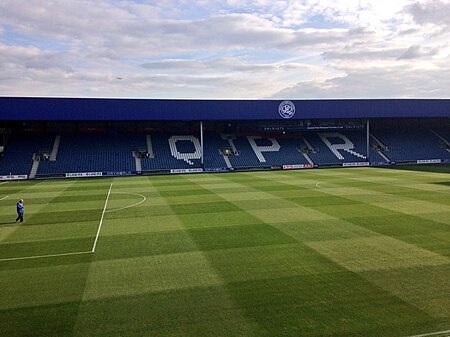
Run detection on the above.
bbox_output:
[0,195,8,201]
[91,181,113,252]
[0,251,92,262]
[0,181,114,262]
[406,329,450,337]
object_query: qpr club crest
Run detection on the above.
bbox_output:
[278,100,296,119]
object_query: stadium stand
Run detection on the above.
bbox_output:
[203,133,232,169]
[304,131,386,165]
[141,132,231,171]
[228,135,310,168]
[38,133,146,174]
[0,134,54,176]
[371,128,450,163]
[141,133,203,171]
[1,125,449,177]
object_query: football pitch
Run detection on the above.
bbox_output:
[0,166,449,337]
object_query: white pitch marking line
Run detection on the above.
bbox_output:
[0,195,8,201]
[0,181,9,185]
[0,251,92,262]
[105,192,146,213]
[315,182,324,189]
[406,329,450,337]
[0,181,115,261]
[91,181,113,252]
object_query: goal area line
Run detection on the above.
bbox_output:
[0,181,113,263]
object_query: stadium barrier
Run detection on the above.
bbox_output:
[234,166,273,172]
[343,162,370,167]
[66,172,102,178]
[282,164,314,170]
[3,160,449,181]
[0,174,28,180]
[369,161,394,166]
[204,167,232,172]
[170,168,204,174]
[103,171,140,176]
[417,159,442,164]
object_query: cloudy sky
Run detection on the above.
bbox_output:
[0,0,449,99]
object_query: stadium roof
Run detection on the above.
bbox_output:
[0,97,449,121]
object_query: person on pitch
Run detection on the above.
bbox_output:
[16,199,24,222]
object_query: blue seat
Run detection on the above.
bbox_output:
[0,135,54,175]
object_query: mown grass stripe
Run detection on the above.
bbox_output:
[311,168,450,209]
[0,180,80,243]
[1,168,449,337]
[74,176,259,337]
[186,170,450,320]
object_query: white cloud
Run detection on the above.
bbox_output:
[273,58,450,98]
[0,0,448,98]
[397,44,443,59]
[407,0,450,29]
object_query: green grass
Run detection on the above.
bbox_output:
[0,166,449,337]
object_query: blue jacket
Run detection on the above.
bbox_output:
[17,201,24,214]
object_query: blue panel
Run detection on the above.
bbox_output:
[0,97,449,120]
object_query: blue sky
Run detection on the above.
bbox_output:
[0,0,449,98]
